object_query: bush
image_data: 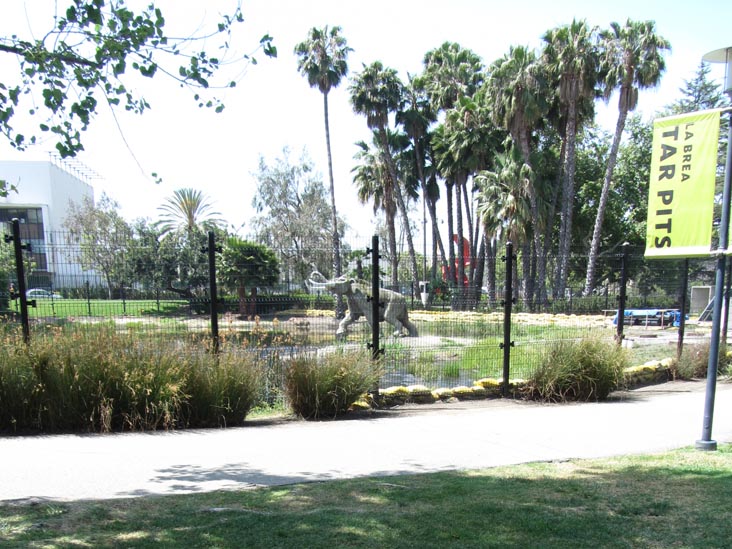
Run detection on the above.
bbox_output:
[526,338,628,402]
[284,349,381,419]
[181,350,263,428]
[0,328,264,433]
[674,342,731,380]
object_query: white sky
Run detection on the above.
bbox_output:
[1,0,731,244]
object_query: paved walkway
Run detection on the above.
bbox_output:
[1,380,731,503]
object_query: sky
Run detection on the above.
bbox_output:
[1,0,731,245]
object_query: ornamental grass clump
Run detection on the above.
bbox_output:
[674,341,731,380]
[526,338,628,402]
[0,328,186,432]
[0,327,265,433]
[180,349,263,428]
[284,349,381,419]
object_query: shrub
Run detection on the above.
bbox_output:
[526,338,628,402]
[674,342,731,380]
[0,328,265,433]
[284,349,381,419]
[181,350,263,428]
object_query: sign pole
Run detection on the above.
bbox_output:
[696,108,732,451]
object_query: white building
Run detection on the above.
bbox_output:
[0,158,96,289]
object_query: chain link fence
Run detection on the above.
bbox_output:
[1,221,720,398]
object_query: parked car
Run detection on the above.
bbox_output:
[26,288,63,300]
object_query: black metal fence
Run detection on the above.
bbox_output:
[1,219,721,397]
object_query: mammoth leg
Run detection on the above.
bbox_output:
[336,311,359,340]
[383,304,406,337]
[401,315,418,337]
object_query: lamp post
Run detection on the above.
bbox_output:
[696,46,732,451]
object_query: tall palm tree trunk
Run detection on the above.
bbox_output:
[414,146,447,282]
[517,128,543,308]
[445,182,456,285]
[379,131,419,294]
[584,105,628,296]
[486,238,497,307]
[470,235,487,308]
[455,174,466,310]
[323,92,342,278]
[385,200,399,287]
[323,92,345,315]
[557,100,579,299]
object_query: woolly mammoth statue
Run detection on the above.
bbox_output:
[324,278,418,338]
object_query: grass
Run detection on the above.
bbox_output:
[12,298,190,318]
[0,445,730,548]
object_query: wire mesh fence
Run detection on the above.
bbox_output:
[1,223,721,401]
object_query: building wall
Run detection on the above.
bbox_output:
[0,160,94,231]
[0,160,96,289]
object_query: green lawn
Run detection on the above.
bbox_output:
[1,445,730,548]
[16,298,189,318]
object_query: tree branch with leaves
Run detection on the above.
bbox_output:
[0,0,276,162]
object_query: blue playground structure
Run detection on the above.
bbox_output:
[612,309,683,327]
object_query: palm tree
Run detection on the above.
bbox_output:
[352,132,403,285]
[349,61,419,292]
[294,26,352,285]
[435,94,502,307]
[484,45,548,304]
[397,74,447,279]
[583,20,670,296]
[156,188,224,234]
[542,19,600,299]
[421,42,484,112]
[422,43,484,291]
[476,145,534,297]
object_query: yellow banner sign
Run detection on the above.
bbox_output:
[645,109,720,259]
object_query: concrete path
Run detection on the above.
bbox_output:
[1,380,731,503]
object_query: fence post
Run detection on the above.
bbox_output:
[616,242,629,345]
[369,235,382,398]
[677,259,689,359]
[723,256,732,347]
[8,219,31,344]
[500,241,515,397]
[207,231,220,354]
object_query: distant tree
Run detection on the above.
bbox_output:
[294,25,352,287]
[64,194,133,298]
[350,61,420,292]
[156,188,224,234]
[484,44,549,303]
[251,148,337,286]
[542,19,599,298]
[475,144,533,295]
[422,42,485,288]
[0,235,13,309]
[352,131,406,285]
[584,20,670,296]
[0,0,276,169]
[219,237,280,316]
[664,61,729,114]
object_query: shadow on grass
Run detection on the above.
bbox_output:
[1,446,730,548]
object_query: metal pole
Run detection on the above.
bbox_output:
[696,109,732,451]
[11,219,30,344]
[207,231,220,354]
[370,235,381,400]
[501,242,514,397]
[371,235,380,362]
[677,259,689,360]
[723,256,732,347]
[616,242,629,345]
